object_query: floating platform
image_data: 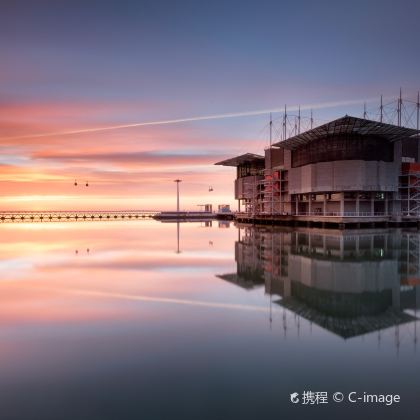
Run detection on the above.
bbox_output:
[153,211,216,221]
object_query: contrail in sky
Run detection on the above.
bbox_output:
[2,97,377,140]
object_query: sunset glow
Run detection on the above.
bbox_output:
[2,2,419,212]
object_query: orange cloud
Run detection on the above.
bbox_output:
[0,99,247,210]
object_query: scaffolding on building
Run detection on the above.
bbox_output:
[399,167,420,217]
[242,175,264,216]
[258,168,290,215]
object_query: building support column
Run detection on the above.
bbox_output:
[323,194,327,216]
[308,194,312,216]
[385,193,389,215]
[371,192,375,216]
[356,192,360,216]
[340,193,344,216]
[284,277,291,298]
[392,281,401,310]
[416,285,420,309]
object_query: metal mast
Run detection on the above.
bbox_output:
[397,88,402,127]
[174,179,182,212]
[380,94,383,123]
[283,104,287,140]
[298,105,301,134]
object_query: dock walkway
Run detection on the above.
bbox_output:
[0,210,159,223]
[233,212,420,229]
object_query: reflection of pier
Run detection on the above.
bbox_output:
[0,210,159,223]
[218,226,420,349]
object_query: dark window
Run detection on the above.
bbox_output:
[291,134,394,168]
[237,162,264,178]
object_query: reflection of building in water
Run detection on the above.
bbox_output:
[218,226,420,348]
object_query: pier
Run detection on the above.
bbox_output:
[0,210,159,223]
[231,212,420,229]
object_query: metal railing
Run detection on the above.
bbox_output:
[235,211,390,218]
[0,210,159,223]
[296,211,388,217]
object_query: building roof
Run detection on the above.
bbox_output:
[273,115,420,150]
[277,297,417,339]
[216,273,264,290]
[214,153,265,167]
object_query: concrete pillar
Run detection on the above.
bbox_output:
[392,191,401,217]
[340,193,345,216]
[279,186,283,214]
[323,194,327,216]
[392,281,401,310]
[238,199,241,212]
[339,236,344,260]
[371,192,375,216]
[385,193,389,215]
[356,192,360,216]
[284,277,291,298]
[308,194,312,216]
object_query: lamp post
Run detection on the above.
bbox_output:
[174,179,182,212]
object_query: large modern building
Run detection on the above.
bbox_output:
[217,226,420,340]
[216,116,420,224]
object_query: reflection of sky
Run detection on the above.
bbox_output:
[0,220,419,418]
[1,1,420,211]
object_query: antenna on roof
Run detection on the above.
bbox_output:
[397,88,402,127]
[363,102,367,119]
[310,109,313,129]
[283,104,287,140]
[416,91,419,131]
[298,105,301,134]
[380,94,383,123]
[269,112,272,148]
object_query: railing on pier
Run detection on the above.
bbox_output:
[235,211,390,218]
[0,210,159,223]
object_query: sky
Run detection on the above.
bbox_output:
[1,0,420,211]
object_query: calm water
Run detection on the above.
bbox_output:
[1,219,419,420]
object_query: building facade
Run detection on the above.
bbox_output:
[216,116,420,222]
[217,225,420,340]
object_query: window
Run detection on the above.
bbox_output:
[291,134,394,167]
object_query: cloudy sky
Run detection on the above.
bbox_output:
[1,0,419,210]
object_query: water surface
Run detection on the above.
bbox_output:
[1,220,419,419]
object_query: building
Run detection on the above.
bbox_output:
[217,226,420,340]
[215,116,420,224]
